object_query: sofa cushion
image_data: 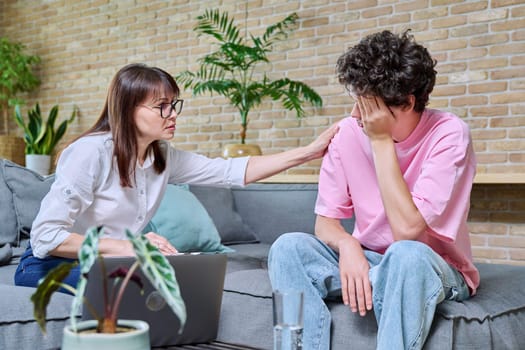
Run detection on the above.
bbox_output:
[219,269,273,348]
[190,185,258,245]
[218,259,525,349]
[0,284,76,350]
[231,183,355,244]
[427,263,525,349]
[225,243,271,273]
[145,184,233,253]
[0,160,18,246]
[2,160,54,242]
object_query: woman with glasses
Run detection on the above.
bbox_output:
[14,63,338,289]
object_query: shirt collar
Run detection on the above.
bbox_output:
[140,150,155,169]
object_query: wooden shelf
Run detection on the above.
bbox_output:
[259,174,319,183]
[260,173,525,184]
[473,173,525,184]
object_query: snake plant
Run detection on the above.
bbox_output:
[176,9,323,144]
[14,103,77,155]
[31,226,186,334]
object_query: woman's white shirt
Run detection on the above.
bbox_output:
[30,132,249,258]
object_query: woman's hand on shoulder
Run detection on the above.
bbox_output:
[304,122,340,160]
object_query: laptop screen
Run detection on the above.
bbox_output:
[82,253,227,347]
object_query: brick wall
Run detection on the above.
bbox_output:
[469,183,525,265]
[0,0,524,265]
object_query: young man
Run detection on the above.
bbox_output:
[268,30,479,349]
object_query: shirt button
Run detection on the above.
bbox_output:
[137,216,144,222]
[140,190,145,195]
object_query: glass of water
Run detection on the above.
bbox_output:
[272,290,303,350]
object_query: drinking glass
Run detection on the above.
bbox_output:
[272,290,304,350]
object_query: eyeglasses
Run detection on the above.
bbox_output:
[141,99,184,119]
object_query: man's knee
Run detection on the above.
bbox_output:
[384,240,434,266]
[269,232,315,263]
[268,232,322,264]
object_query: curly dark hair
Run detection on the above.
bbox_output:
[336,30,436,113]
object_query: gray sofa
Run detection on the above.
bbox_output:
[1,158,525,350]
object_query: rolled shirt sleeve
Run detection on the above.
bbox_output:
[30,139,105,258]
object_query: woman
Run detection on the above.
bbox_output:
[14,63,337,289]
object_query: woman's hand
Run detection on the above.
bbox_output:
[303,122,340,160]
[144,232,178,255]
[244,123,339,184]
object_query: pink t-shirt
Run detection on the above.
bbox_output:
[315,109,480,294]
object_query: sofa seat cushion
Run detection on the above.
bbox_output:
[438,263,525,319]
[226,243,270,273]
[218,262,525,349]
[426,263,525,350]
[0,242,29,283]
[219,269,273,349]
[0,285,77,350]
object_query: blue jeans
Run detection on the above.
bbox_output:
[14,244,80,294]
[268,233,470,350]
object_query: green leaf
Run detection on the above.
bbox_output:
[31,261,78,334]
[0,37,40,120]
[195,9,242,45]
[69,225,102,331]
[126,230,187,331]
[45,105,59,132]
[13,103,76,155]
[14,105,30,138]
[261,13,298,48]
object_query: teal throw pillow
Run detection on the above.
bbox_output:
[144,184,234,253]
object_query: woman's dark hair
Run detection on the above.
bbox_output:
[77,63,180,187]
[336,30,436,112]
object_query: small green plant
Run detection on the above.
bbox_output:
[14,103,77,155]
[0,37,40,134]
[31,226,186,334]
[176,9,323,144]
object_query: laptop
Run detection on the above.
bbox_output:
[81,253,228,347]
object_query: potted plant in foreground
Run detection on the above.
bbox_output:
[14,103,77,175]
[32,226,186,350]
[176,9,323,157]
[0,37,41,165]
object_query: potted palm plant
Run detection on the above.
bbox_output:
[32,226,186,350]
[0,37,41,165]
[14,103,77,175]
[176,9,323,157]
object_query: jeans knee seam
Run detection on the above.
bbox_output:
[312,308,327,350]
[408,284,442,350]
